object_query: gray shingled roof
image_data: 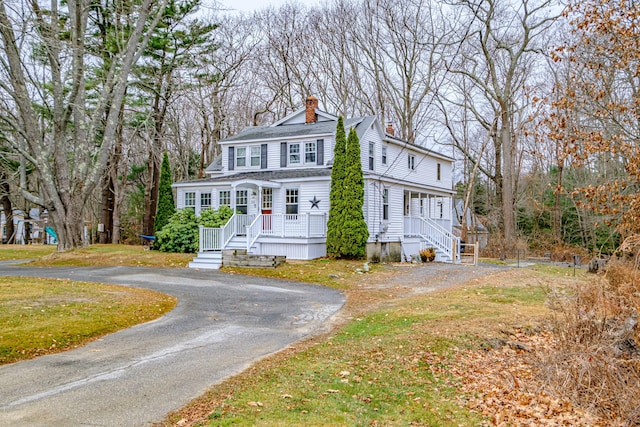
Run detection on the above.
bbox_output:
[176,168,332,185]
[221,117,368,143]
[205,155,222,172]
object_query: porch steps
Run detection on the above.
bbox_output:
[189,251,223,269]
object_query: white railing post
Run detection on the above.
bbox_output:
[199,225,204,252]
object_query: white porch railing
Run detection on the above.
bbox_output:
[404,216,459,262]
[199,213,328,252]
[199,213,238,252]
[258,214,327,238]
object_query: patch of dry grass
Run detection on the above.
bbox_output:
[0,276,176,365]
[0,244,56,260]
[29,244,193,268]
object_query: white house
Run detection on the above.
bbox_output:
[174,96,458,268]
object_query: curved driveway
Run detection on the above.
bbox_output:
[0,265,345,426]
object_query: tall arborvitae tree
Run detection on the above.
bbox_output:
[326,116,347,257]
[341,127,369,258]
[154,152,175,233]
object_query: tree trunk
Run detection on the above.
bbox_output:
[552,162,564,243]
[99,171,114,243]
[49,203,86,251]
[0,181,14,244]
[501,109,516,246]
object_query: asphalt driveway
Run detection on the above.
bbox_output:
[0,265,345,426]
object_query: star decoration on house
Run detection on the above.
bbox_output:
[309,196,321,209]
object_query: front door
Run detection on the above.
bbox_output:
[262,188,273,232]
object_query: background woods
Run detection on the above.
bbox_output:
[0,0,636,256]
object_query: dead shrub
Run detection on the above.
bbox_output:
[482,234,529,260]
[540,262,640,424]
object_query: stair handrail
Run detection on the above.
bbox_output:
[221,213,237,248]
[418,217,460,261]
[246,214,263,252]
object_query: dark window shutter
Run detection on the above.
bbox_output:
[228,146,235,171]
[261,144,268,169]
[280,142,287,167]
[317,139,324,165]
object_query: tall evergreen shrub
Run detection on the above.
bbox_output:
[327,119,369,259]
[154,152,175,233]
[326,116,347,257]
[341,127,369,258]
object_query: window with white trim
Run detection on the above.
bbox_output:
[285,189,299,215]
[184,192,195,210]
[408,154,415,170]
[289,143,300,164]
[219,190,230,206]
[250,146,261,167]
[382,188,389,221]
[305,141,316,163]
[236,147,246,167]
[368,142,375,171]
[382,146,387,165]
[235,190,248,214]
[201,192,211,209]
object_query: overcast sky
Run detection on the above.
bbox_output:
[219,0,297,13]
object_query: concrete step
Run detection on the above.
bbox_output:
[189,252,222,269]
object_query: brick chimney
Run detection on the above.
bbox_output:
[386,123,395,136]
[305,96,318,123]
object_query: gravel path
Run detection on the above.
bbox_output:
[359,262,507,295]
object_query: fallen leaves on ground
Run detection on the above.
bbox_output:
[451,328,608,426]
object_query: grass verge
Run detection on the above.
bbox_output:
[0,276,176,365]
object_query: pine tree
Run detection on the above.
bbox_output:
[154,152,176,233]
[326,116,347,257]
[341,127,369,258]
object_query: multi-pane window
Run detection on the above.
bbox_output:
[289,143,300,164]
[382,188,389,221]
[382,146,387,165]
[235,190,248,214]
[201,192,211,209]
[305,141,316,163]
[250,146,261,167]
[184,192,196,210]
[236,147,246,167]
[262,188,272,209]
[285,189,299,215]
[408,154,415,170]
[219,190,231,206]
[437,163,441,180]
[368,142,375,171]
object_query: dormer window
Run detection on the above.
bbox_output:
[250,146,261,167]
[305,141,317,163]
[289,143,300,164]
[236,147,246,167]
